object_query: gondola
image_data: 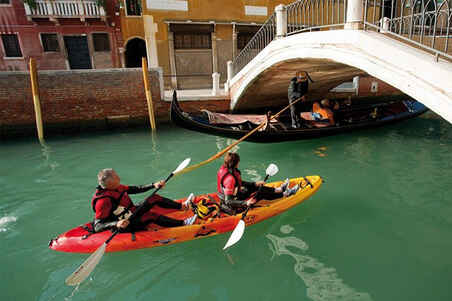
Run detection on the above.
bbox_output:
[170,91,428,143]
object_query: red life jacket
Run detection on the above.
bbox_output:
[91,185,133,220]
[217,165,242,199]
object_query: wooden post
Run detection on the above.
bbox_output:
[29,58,44,143]
[142,57,156,131]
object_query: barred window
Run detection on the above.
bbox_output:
[126,0,141,16]
[174,33,211,49]
[92,33,110,51]
[41,33,59,52]
[237,33,257,50]
[1,34,22,57]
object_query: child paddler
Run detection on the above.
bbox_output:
[91,168,196,233]
[217,152,299,215]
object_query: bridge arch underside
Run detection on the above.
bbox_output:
[231,58,366,112]
[230,30,452,123]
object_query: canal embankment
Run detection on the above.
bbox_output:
[0,68,230,139]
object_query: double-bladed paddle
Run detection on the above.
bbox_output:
[223,163,279,250]
[65,158,191,286]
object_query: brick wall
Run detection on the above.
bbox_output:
[0,68,230,138]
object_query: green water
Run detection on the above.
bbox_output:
[1,112,452,301]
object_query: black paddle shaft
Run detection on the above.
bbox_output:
[241,173,270,220]
[104,173,175,245]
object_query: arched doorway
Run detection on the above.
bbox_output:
[125,38,147,68]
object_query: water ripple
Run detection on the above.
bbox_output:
[0,216,17,232]
[267,225,372,301]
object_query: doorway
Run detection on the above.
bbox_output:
[63,36,92,69]
[125,38,147,68]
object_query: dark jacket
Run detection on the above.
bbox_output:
[288,77,309,101]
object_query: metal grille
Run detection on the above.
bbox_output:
[286,0,348,35]
[174,33,212,49]
[364,0,452,60]
[231,0,348,77]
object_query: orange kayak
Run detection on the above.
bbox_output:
[49,176,322,253]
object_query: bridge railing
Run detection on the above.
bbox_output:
[363,0,452,61]
[231,0,348,77]
[232,13,276,76]
[286,0,347,35]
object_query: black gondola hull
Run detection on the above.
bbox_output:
[170,92,428,143]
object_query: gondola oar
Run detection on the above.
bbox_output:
[223,163,279,250]
[65,158,191,286]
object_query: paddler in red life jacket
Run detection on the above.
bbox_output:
[91,168,197,233]
[217,152,300,215]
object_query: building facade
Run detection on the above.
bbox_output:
[119,0,297,89]
[0,0,123,71]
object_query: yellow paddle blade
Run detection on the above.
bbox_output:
[65,243,106,286]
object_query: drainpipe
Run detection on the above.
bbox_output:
[345,0,363,30]
[275,4,287,38]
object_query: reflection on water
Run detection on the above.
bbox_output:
[215,136,240,153]
[243,168,261,182]
[267,225,372,301]
[0,216,17,232]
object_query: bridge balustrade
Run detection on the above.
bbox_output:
[231,0,452,78]
[363,0,452,61]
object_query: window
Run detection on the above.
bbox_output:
[1,34,22,57]
[174,33,211,49]
[0,0,11,4]
[126,0,141,16]
[92,33,110,51]
[237,33,256,49]
[41,33,59,52]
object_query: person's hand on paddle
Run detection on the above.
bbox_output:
[255,181,266,187]
[116,219,130,229]
[154,180,166,189]
[246,197,257,207]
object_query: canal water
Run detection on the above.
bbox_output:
[1,112,451,301]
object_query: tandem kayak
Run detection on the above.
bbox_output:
[49,176,322,253]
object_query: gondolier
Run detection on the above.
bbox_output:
[288,71,313,128]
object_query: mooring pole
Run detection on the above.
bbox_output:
[29,58,44,143]
[142,57,156,131]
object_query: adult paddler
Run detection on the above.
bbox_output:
[217,152,299,215]
[91,168,197,233]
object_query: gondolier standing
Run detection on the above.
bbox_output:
[288,71,313,128]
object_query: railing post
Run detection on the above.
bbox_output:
[380,17,390,33]
[345,0,363,30]
[227,60,233,82]
[212,72,220,96]
[275,4,287,38]
[24,3,31,15]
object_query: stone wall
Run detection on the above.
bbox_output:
[0,68,230,138]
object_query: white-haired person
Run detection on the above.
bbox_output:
[91,168,196,233]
